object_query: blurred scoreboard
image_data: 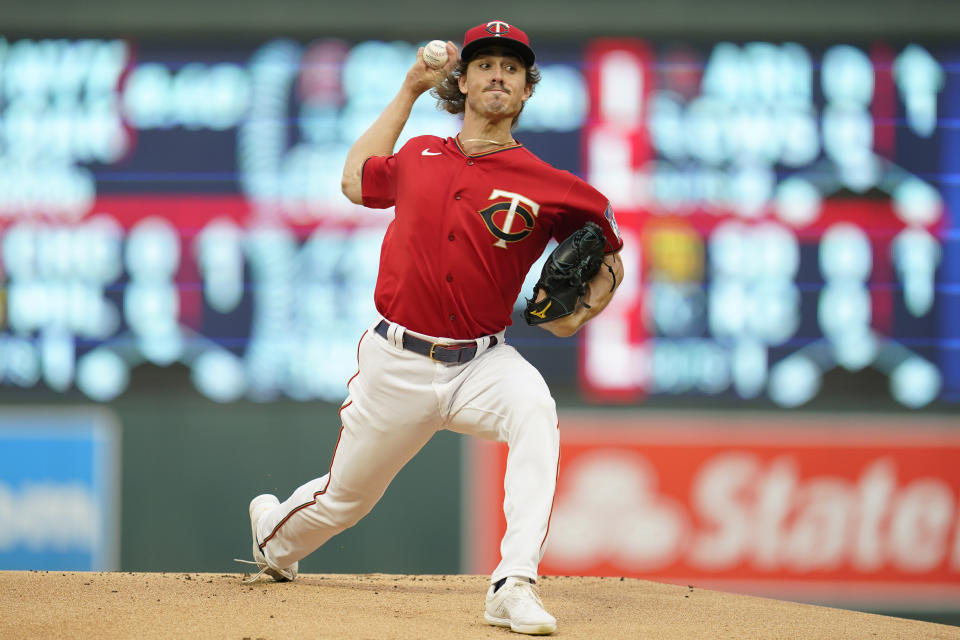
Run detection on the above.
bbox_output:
[579,41,957,409]
[0,36,955,408]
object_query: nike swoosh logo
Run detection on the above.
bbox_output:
[421,149,441,156]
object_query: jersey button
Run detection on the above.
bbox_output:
[448,233,455,241]
[454,194,461,200]
[446,274,453,282]
[467,160,475,166]
[449,314,456,321]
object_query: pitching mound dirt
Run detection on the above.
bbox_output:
[3,571,958,639]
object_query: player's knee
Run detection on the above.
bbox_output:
[503,369,555,416]
[521,387,557,422]
[340,508,367,529]
[507,394,558,441]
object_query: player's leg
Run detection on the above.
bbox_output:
[444,344,560,582]
[253,328,442,570]
[444,344,559,634]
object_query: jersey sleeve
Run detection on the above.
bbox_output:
[361,154,398,209]
[555,176,624,252]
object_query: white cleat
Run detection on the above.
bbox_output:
[484,577,557,635]
[235,494,298,583]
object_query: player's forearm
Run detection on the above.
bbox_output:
[341,88,421,204]
[540,252,623,337]
[342,44,457,204]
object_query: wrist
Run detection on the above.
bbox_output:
[401,81,428,98]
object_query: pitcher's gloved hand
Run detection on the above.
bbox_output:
[524,222,607,325]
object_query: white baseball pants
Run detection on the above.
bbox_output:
[255,318,560,584]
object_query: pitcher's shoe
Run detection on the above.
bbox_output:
[484,577,556,635]
[233,494,298,583]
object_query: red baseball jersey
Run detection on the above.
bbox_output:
[362,134,623,339]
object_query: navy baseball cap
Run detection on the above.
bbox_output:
[461,20,535,67]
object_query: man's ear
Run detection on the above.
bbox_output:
[458,71,468,94]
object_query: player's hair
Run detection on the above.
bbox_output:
[431,49,541,129]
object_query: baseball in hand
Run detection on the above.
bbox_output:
[423,40,449,68]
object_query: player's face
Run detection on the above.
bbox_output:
[458,49,531,123]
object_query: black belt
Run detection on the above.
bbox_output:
[374,320,497,364]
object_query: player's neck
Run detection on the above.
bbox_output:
[459,120,517,154]
[457,127,517,154]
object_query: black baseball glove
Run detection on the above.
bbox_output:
[524,222,607,325]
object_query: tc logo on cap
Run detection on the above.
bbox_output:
[462,20,534,66]
[485,21,511,36]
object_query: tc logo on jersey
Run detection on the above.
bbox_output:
[478,189,541,249]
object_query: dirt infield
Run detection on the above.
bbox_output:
[3,571,959,639]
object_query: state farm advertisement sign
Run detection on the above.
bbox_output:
[463,412,960,607]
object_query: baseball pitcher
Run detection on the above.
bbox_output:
[240,20,624,636]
